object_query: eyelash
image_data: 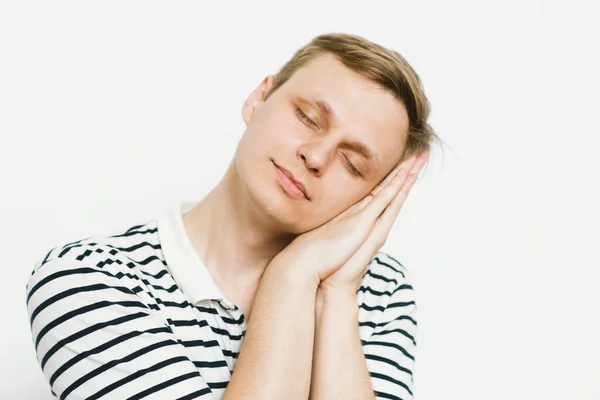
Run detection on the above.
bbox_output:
[343,154,362,177]
[296,107,362,178]
[296,107,317,127]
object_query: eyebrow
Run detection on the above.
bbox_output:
[310,95,337,127]
[307,94,379,165]
[344,141,378,164]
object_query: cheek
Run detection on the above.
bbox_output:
[321,181,369,216]
[258,104,305,139]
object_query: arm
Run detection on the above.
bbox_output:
[307,154,427,399]
[227,152,427,399]
[26,258,216,400]
[310,267,417,400]
[27,255,317,400]
[224,157,417,399]
[362,276,417,399]
[222,261,318,400]
[309,288,375,400]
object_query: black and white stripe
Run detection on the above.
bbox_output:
[26,203,417,399]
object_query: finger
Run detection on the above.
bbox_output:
[331,153,429,276]
[333,150,426,223]
[352,171,406,215]
[409,151,429,178]
[345,174,419,271]
[352,151,419,218]
[369,153,420,203]
[337,235,379,285]
[332,155,415,222]
[344,155,417,217]
[372,155,416,196]
[360,168,410,221]
[372,152,426,209]
[373,172,419,235]
[369,153,428,230]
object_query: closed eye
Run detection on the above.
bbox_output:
[342,154,362,177]
[296,107,317,128]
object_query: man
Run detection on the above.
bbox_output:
[26,33,438,399]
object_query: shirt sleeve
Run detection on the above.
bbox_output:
[362,269,417,400]
[25,257,216,400]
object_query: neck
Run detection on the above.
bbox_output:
[182,161,297,289]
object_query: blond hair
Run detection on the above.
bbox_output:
[267,33,442,162]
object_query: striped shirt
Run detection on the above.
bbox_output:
[26,201,417,399]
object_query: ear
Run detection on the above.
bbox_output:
[242,75,275,125]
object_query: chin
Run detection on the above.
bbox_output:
[254,185,302,229]
[246,181,311,234]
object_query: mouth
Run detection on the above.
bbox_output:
[272,160,310,200]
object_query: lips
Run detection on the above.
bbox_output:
[273,161,309,200]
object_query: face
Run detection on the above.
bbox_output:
[234,54,409,234]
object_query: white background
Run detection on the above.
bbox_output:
[1,1,598,399]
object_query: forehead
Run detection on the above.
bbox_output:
[282,54,409,170]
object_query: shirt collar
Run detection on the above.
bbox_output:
[157,200,232,307]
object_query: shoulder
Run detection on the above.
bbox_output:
[360,251,418,400]
[26,219,163,301]
[367,251,410,279]
[30,219,160,272]
[357,251,416,336]
[361,250,414,298]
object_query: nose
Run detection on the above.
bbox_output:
[297,139,335,176]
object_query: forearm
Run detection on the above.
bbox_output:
[223,262,318,400]
[309,289,375,400]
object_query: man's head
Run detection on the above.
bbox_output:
[233,33,438,234]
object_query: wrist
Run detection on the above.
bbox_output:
[317,285,358,309]
[266,258,320,293]
[315,286,359,331]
